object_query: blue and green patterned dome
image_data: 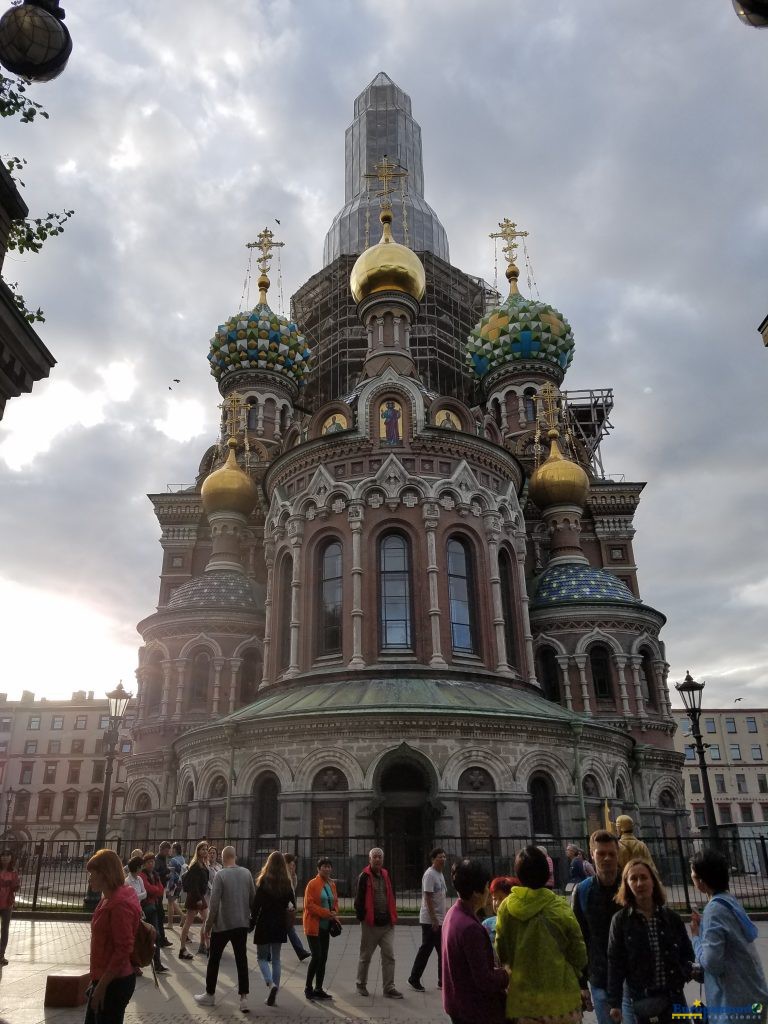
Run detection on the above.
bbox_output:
[208,302,313,388]
[466,268,574,382]
[531,563,640,609]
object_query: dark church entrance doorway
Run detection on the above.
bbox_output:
[378,758,432,890]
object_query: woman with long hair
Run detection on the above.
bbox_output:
[179,841,209,960]
[85,848,141,1024]
[0,849,20,966]
[252,850,295,1007]
[607,858,693,1024]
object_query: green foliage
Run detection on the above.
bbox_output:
[1,71,72,323]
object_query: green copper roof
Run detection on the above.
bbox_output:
[218,676,583,726]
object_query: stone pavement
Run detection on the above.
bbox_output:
[1,920,767,1024]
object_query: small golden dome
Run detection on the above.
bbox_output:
[350,208,426,304]
[201,438,258,517]
[528,429,589,508]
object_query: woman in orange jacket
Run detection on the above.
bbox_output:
[302,857,340,1001]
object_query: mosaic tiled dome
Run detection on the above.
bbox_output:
[208,303,313,387]
[531,564,640,608]
[167,570,257,611]
[466,270,574,381]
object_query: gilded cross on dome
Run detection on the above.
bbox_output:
[364,154,408,208]
[489,217,529,266]
[535,382,562,432]
[226,391,243,437]
[246,227,285,276]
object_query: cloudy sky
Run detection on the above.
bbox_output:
[1,0,766,708]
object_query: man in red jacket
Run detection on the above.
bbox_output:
[353,848,403,999]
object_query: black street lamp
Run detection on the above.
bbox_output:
[2,787,15,839]
[675,671,721,850]
[84,681,132,911]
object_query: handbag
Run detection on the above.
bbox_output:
[632,993,671,1022]
[328,918,342,938]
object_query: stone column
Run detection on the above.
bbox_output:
[514,536,537,684]
[255,398,265,436]
[212,657,225,715]
[484,512,511,675]
[423,502,446,666]
[654,660,673,715]
[556,655,574,710]
[348,503,366,668]
[286,517,304,678]
[498,394,509,434]
[160,660,173,718]
[135,667,147,722]
[574,655,592,714]
[172,659,185,719]
[628,655,647,718]
[517,395,526,429]
[228,658,241,713]
[614,655,631,715]
[261,539,275,687]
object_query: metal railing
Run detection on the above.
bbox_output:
[6,832,768,915]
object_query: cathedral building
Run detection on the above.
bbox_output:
[123,73,685,873]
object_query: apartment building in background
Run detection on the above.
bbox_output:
[0,690,135,849]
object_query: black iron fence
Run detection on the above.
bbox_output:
[6,832,768,915]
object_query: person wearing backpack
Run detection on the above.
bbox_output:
[572,830,635,1024]
[85,848,141,1024]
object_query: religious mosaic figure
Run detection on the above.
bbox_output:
[380,400,402,444]
[437,409,460,430]
[322,413,346,434]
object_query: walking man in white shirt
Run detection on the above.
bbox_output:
[408,847,447,992]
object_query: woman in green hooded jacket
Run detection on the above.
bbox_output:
[496,846,587,1023]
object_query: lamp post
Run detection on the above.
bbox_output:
[84,681,132,910]
[2,787,14,839]
[675,670,721,850]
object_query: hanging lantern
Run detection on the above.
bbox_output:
[0,0,72,82]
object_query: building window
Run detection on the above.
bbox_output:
[693,805,706,829]
[252,773,280,836]
[751,745,763,761]
[640,649,657,708]
[74,715,87,730]
[536,646,561,704]
[238,648,261,706]
[740,803,754,823]
[121,741,132,754]
[761,804,768,822]
[0,718,10,731]
[758,774,768,794]
[19,762,33,785]
[67,762,81,784]
[24,740,37,755]
[690,774,701,794]
[746,716,758,733]
[705,718,716,733]
[62,792,77,818]
[709,745,721,761]
[523,387,537,422]
[47,740,61,754]
[171,555,184,568]
[680,719,691,735]
[529,773,557,835]
[447,537,477,655]
[98,714,110,730]
[190,650,211,708]
[718,804,733,824]
[685,746,696,761]
[144,654,163,713]
[715,774,726,794]
[27,715,40,730]
[318,540,343,656]
[589,644,613,700]
[51,715,64,730]
[71,740,84,754]
[725,717,737,734]
[609,546,625,561]
[379,533,413,651]
[37,792,54,818]
[730,744,742,761]
[13,792,29,818]
[86,791,102,817]
[499,549,517,669]
[43,762,57,785]
[736,774,748,794]
[92,761,105,784]
[278,555,293,671]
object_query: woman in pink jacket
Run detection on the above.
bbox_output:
[0,849,20,965]
[85,848,141,1024]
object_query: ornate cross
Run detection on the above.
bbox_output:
[489,217,529,266]
[364,153,408,208]
[226,391,243,437]
[535,382,562,431]
[246,227,284,276]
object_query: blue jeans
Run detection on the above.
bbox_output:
[257,941,282,989]
[591,983,636,1024]
[287,924,309,958]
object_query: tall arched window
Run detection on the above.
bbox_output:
[239,648,261,705]
[523,387,537,422]
[144,653,163,713]
[278,554,293,672]
[536,646,561,703]
[190,650,211,708]
[246,399,258,430]
[589,644,613,700]
[640,649,657,709]
[499,549,517,669]
[529,773,556,835]
[447,537,477,655]
[379,533,412,651]
[318,540,343,656]
[253,773,280,836]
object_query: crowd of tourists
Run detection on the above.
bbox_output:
[1,817,766,1024]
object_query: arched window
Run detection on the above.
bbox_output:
[499,549,517,669]
[589,644,613,700]
[278,555,293,672]
[379,533,413,651]
[640,649,657,709]
[253,773,280,836]
[458,767,495,792]
[523,387,537,422]
[447,537,477,655]
[529,773,556,834]
[144,653,163,713]
[318,540,343,656]
[190,650,211,708]
[247,399,258,430]
[210,775,227,799]
[239,648,261,705]
[135,793,152,813]
[582,774,600,798]
[536,646,561,703]
[616,779,626,802]
[312,767,349,792]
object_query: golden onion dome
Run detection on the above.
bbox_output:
[528,429,589,509]
[350,207,426,304]
[201,438,258,517]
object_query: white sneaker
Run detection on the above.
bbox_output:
[239,995,250,1013]
[194,992,215,1006]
